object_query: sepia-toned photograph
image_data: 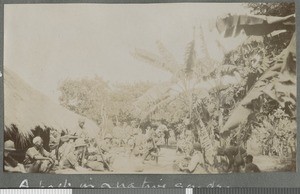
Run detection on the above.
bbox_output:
[3,2,296,174]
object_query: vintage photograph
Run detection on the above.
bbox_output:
[3,3,296,174]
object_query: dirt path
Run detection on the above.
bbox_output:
[112,147,179,173]
[55,147,292,174]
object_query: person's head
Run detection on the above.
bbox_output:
[216,147,226,156]
[33,136,43,149]
[245,155,254,164]
[4,140,16,157]
[74,138,86,154]
[78,118,85,129]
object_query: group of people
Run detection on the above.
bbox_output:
[173,125,261,174]
[113,121,174,164]
[4,134,115,173]
[4,118,261,174]
[4,118,116,173]
[4,136,55,173]
[4,119,175,173]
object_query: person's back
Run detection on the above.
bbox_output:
[245,163,260,173]
[244,155,260,173]
[217,145,247,172]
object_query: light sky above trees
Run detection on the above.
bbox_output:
[4,3,250,102]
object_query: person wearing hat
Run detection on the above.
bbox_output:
[23,136,55,173]
[73,118,89,142]
[59,138,88,172]
[4,140,26,173]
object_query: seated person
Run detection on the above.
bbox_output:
[4,140,26,173]
[23,136,55,173]
[244,155,260,173]
[178,143,205,173]
[57,135,77,162]
[90,134,114,171]
[143,137,159,164]
[216,145,247,172]
[59,138,88,172]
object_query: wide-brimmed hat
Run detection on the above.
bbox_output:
[4,140,16,151]
[74,138,87,148]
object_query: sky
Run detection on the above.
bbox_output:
[4,3,250,102]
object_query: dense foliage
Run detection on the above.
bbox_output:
[58,3,296,171]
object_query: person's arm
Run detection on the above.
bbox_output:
[241,147,247,158]
[34,155,52,161]
[226,153,234,172]
[41,148,51,157]
[42,148,55,163]
[27,148,51,161]
[253,164,261,172]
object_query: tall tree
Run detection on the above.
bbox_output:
[58,76,110,126]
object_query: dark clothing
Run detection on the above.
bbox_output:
[143,139,159,163]
[224,146,246,155]
[143,147,159,163]
[218,146,247,172]
[245,163,260,173]
[163,130,170,139]
[163,130,170,145]
[4,155,18,168]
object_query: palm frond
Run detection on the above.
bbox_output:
[156,41,180,70]
[221,32,296,135]
[133,47,179,74]
[184,40,196,76]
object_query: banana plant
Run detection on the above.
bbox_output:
[220,32,296,137]
[132,26,243,166]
